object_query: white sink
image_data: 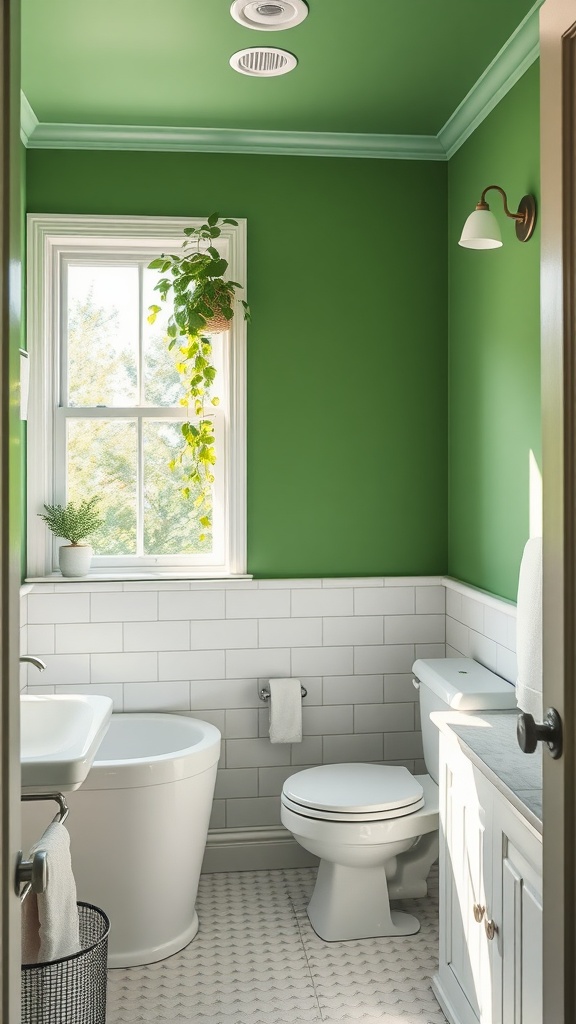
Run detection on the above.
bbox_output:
[21,694,113,794]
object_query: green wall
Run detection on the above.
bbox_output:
[25,66,541,597]
[26,151,448,578]
[447,63,541,601]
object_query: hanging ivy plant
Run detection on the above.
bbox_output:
[148,214,250,535]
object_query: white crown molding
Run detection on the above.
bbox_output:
[437,0,542,159]
[20,91,38,146]
[22,118,446,161]
[20,2,543,161]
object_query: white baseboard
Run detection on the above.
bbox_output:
[432,972,475,1024]
[202,825,319,873]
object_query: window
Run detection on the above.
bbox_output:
[27,215,247,578]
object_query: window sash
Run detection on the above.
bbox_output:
[60,255,228,410]
[54,407,226,569]
[26,214,247,579]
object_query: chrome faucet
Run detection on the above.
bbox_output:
[20,656,46,672]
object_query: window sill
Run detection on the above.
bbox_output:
[25,572,253,584]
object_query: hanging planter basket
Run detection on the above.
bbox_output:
[147,213,251,521]
[203,311,233,335]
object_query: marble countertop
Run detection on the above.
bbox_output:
[432,710,543,834]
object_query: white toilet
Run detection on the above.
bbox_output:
[281,657,517,941]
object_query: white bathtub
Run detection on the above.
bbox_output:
[25,713,221,968]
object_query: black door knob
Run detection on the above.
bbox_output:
[517,707,563,759]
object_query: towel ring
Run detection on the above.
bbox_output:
[17,793,70,902]
[259,683,307,702]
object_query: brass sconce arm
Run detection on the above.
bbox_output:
[477,185,522,221]
[475,184,537,242]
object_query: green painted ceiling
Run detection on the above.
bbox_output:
[22,0,536,136]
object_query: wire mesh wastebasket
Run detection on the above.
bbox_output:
[22,902,110,1024]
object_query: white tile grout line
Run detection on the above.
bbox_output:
[288,893,326,1023]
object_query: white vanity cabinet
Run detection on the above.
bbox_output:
[434,732,542,1024]
[490,797,542,1024]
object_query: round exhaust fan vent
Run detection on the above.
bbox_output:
[230,47,298,76]
[230,0,309,31]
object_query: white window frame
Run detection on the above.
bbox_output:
[26,214,247,579]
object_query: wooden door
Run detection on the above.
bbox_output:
[540,1,576,1020]
[0,0,23,1019]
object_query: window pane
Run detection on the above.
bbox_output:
[67,265,139,406]
[143,269,183,406]
[67,419,138,555]
[143,268,226,407]
[143,420,213,555]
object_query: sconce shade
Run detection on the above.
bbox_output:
[459,208,503,249]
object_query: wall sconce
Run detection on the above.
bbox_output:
[459,185,537,249]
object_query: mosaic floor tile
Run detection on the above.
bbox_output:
[107,866,446,1024]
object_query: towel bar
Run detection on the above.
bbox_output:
[259,683,307,702]
[17,793,69,902]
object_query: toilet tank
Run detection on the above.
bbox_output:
[412,658,517,784]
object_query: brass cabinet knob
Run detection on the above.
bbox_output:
[473,903,485,923]
[484,918,497,940]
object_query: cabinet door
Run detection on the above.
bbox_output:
[442,752,492,1022]
[492,802,543,1024]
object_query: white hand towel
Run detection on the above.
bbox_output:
[516,536,543,720]
[269,678,303,744]
[21,821,80,964]
[21,887,41,965]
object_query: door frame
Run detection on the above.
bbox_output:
[3,3,576,1021]
[0,0,22,1019]
[540,1,576,1019]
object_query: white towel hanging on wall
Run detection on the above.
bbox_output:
[268,678,303,743]
[515,536,543,719]
[21,821,80,965]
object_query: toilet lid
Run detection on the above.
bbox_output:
[281,790,425,822]
[282,763,424,816]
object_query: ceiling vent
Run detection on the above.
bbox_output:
[230,0,309,31]
[230,47,298,77]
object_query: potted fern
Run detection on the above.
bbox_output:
[147,213,249,532]
[38,497,103,577]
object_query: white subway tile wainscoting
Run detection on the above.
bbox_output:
[443,577,517,683]
[20,575,518,865]
[20,577,438,839]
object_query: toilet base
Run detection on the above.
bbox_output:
[307,860,421,941]
[387,830,439,899]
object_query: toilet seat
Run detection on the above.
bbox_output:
[281,763,425,823]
